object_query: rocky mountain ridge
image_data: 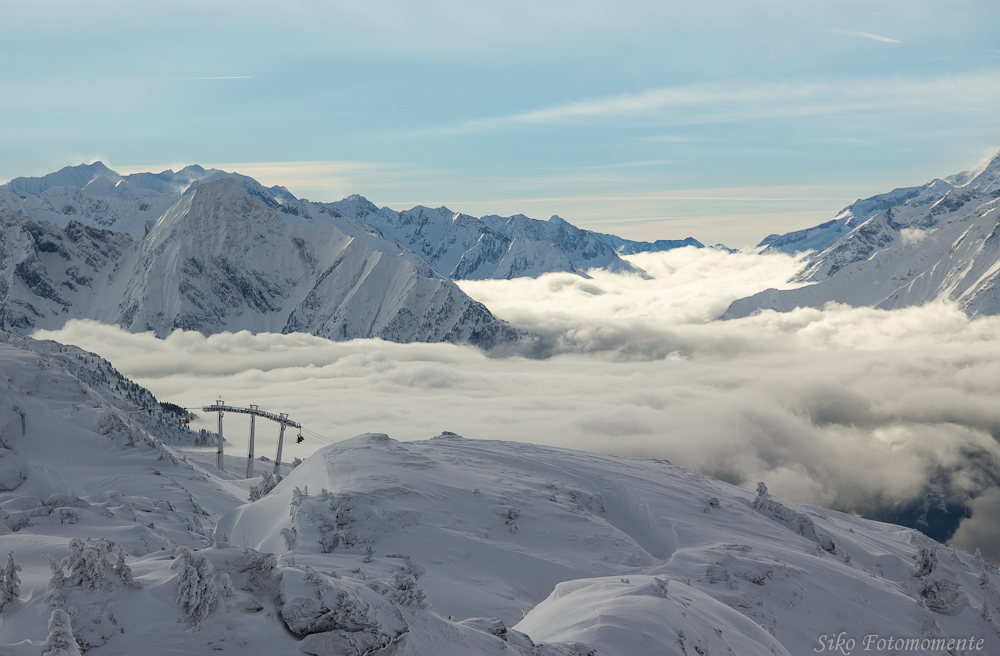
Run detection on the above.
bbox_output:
[726,151,1000,318]
[0,162,705,282]
[0,178,521,348]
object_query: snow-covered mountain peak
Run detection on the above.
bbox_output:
[7,161,120,197]
[1,162,703,284]
[729,150,1000,319]
[146,177,270,244]
[962,150,1000,194]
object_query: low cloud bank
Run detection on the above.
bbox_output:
[34,248,1000,560]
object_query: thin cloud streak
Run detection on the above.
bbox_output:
[830,29,900,44]
[441,71,1000,133]
[178,76,253,80]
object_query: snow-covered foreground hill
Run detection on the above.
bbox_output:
[1,331,998,655]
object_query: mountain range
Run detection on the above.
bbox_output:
[0,162,704,347]
[726,151,1000,319]
[0,161,704,281]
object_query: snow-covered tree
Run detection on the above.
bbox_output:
[249,471,282,502]
[0,550,21,610]
[236,549,277,588]
[391,572,428,608]
[753,482,769,509]
[41,609,81,656]
[914,545,937,579]
[280,527,298,550]
[290,486,308,515]
[217,572,235,600]
[114,548,140,589]
[40,555,66,608]
[62,539,112,593]
[172,547,218,629]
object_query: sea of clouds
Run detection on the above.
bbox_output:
[34,248,1000,559]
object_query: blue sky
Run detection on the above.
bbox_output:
[3,0,999,246]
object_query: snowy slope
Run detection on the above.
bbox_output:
[220,433,1000,656]
[726,152,1000,319]
[1,332,998,654]
[0,180,521,348]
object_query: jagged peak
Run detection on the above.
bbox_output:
[944,150,1000,189]
[964,150,1000,193]
[187,175,246,199]
[7,161,121,196]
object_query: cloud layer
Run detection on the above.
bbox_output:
[34,248,1000,559]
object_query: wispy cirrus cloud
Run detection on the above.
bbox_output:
[829,29,900,44]
[442,71,1000,134]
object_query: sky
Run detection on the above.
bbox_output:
[36,249,1000,560]
[3,0,1000,246]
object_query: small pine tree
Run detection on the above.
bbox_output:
[280,527,298,550]
[114,549,141,589]
[0,550,21,610]
[41,609,81,656]
[40,555,66,608]
[172,547,218,629]
[914,545,938,579]
[217,572,235,599]
[62,539,112,593]
[248,471,282,502]
[753,482,769,509]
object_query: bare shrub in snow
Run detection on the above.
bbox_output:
[172,547,218,629]
[920,579,969,615]
[41,609,81,656]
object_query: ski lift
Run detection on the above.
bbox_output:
[296,432,304,444]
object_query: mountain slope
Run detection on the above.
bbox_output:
[0,179,521,348]
[220,432,999,656]
[2,331,997,655]
[726,152,1000,319]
